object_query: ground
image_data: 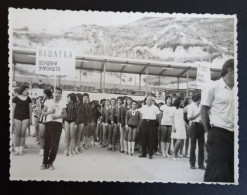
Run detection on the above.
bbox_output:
[10,126,205,183]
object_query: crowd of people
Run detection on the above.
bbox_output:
[11,59,235,183]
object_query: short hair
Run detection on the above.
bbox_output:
[100,98,106,104]
[173,97,184,109]
[126,97,133,102]
[131,100,138,105]
[43,89,52,99]
[82,93,89,98]
[165,96,172,104]
[110,98,116,102]
[192,93,201,102]
[68,93,77,104]
[117,96,123,103]
[55,87,62,93]
[184,97,191,107]
[221,59,234,77]
[18,85,29,95]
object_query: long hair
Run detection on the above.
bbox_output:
[43,89,52,99]
[76,93,83,103]
[18,85,29,95]
[68,93,77,104]
[173,97,184,109]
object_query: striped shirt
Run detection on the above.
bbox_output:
[66,102,77,122]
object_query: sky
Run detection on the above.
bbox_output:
[9,8,235,34]
[10,9,144,33]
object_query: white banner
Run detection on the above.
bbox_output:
[35,47,76,75]
[196,64,211,88]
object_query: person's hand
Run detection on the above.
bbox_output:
[111,121,114,124]
[105,123,108,126]
[125,125,128,129]
[118,123,121,126]
[172,126,176,132]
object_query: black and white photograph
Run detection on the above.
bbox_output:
[8,8,238,184]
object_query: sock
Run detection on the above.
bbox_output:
[131,142,135,154]
[124,141,127,152]
[161,142,165,155]
[19,146,23,151]
[128,141,131,154]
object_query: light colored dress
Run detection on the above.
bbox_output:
[171,108,187,139]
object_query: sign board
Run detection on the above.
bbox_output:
[196,64,211,88]
[35,47,76,76]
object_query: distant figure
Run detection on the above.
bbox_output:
[39,80,42,89]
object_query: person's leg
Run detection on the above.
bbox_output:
[140,121,148,157]
[112,124,118,151]
[198,126,205,168]
[38,123,46,155]
[179,139,185,156]
[173,139,181,160]
[128,127,132,154]
[14,119,21,154]
[74,124,78,148]
[189,125,197,167]
[69,122,76,155]
[64,121,70,155]
[123,126,128,153]
[148,121,156,158]
[42,122,53,166]
[165,126,172,157]
[160,126,166,156]
[75,123,83,153]
[34,118,39,141]
[204,127,218,182]
[226,132,234,182]
[102,123,107,147]
[79,125,85,150]
[20,119,29,154]
[47,123,62,167]
[108,124,113,149]
[84,125,90,148]
[131,128,137,155]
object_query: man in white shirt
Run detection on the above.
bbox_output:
[139,96,160,159]
[188,92,205,170]
[40,87,67,170]
[201,59,235,182]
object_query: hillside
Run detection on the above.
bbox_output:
[12,16,234,86]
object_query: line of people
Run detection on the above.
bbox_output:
[12,86,207,169]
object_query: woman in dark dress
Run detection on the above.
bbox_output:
[12,85,32,155]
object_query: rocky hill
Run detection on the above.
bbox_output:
[12,16,234,86]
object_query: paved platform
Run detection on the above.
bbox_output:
[10,126,205,183]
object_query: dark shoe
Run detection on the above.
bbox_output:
[139,154,146,158]
[190,165,196,169]
[40,164,47,170]
[108,147,112,151]
[198,166,206,170]
[149,156,153,159]
[120,151,124,153]
[112,148,116,151]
